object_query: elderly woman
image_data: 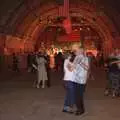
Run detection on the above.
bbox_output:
[33,53,48,88]
[62,52,76,113]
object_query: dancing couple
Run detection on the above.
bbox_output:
[63,45,89,116]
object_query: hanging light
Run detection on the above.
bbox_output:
[63,18,72,34]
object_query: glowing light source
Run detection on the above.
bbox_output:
[80,28,82,31]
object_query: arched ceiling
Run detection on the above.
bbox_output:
[0,0,120,35]
[0,0,120,53]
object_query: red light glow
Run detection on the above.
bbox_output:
[63,18,72,34]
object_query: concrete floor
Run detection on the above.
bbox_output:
[0,68,120,120]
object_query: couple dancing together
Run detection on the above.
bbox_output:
[63,45,89,116]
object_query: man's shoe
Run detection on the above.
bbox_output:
[75,111,85,116]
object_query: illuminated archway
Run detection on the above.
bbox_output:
[3,2,119,56]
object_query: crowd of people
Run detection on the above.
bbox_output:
[11,52,51,88]
[0,46,119,116]
[62,47,120,116]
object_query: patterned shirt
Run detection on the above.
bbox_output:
[73,55,89,84]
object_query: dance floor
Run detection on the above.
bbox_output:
[0,68,120,120]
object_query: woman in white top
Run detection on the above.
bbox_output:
[63,52,76,113]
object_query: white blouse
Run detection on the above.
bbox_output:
[63,59,75,82]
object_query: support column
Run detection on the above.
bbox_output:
[0,34,6,71]
[0,33,6,55]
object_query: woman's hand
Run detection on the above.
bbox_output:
[67,63,74,72]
